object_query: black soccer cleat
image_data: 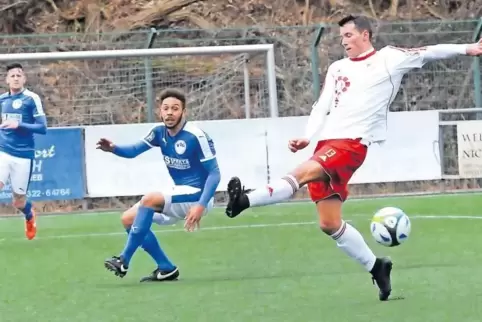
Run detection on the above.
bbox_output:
[225,177,250,218]
[140,267,180,282]
[370,257,393,301]
[104,255,129,278]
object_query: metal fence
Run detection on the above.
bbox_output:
[0,20,480,123]
[0,26,321,125]
[0,19,480,211]
[317,19,482,111]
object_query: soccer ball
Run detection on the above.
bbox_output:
[370,207,411,247]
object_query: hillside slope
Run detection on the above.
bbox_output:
[0,0,479,211]
[0,0,479,126]
[0,0,480,34]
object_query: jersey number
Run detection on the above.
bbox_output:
[319,148,336,161]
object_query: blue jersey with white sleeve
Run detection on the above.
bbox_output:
[111,122,221,207]
[0,89,47,159]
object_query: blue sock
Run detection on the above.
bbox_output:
[20,201,33,221]
[120,206,154,266]
[125,228,175,271]
[143,230,175,271]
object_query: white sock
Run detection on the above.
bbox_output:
[247,175,299,207]
[331,221,377,272]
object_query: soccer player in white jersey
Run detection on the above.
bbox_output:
[225,15,482,301]
[0,63,47,240]
[97,88,221,282]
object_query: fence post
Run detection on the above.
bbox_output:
[243,55,251,118]
[144,28,157,122]
[310,24,326,100]
[473,18,482,110]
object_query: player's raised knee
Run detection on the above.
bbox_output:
[292,159,329,186]
[139,192,165,208]
[121,210,135,228]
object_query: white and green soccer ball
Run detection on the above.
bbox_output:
[370,207,411,247]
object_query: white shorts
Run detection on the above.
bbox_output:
[135,185,214,225]
[0,151,32,195]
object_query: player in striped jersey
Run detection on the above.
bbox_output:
[97,88,221,282]
[0,63,47,240]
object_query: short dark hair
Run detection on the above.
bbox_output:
[6,63,23,72]
[338,15,373,40]
[158,88,187,108]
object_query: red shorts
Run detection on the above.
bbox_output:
[307,138,367,202]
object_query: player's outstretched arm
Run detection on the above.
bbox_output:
[389,39,482,70]
[112,141,151,158]
[97,125,160,158]
[422,39,482,61]
[96,138,151,158]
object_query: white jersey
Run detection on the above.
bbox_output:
[304,44,468,144]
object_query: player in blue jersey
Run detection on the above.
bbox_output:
[97,88,221,282]
[0,63,47,240]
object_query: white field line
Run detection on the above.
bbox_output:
[2,214,482,242]
[3,191,482,218]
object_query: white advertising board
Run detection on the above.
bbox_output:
[457,120,482,178]
[266,111,441,184]
[84,111,442,197]
[84,120,268,197]
[351,110,441,183]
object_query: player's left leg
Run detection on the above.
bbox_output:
[9,156,36,240]
[225,147,327,218]
[0,151,11,192]
[226,139,392,301]
[138,186,212,282]
[119,203,179,282]
[313,190,392,301]
[104,191,171,278]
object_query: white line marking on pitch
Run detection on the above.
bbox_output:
[5,221,319,242]
[54,221,320,239]
[351,214,482,220]
[2,214,482,242]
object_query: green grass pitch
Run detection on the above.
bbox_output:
[1,193,482,322]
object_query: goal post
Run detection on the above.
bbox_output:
[0,44,279,122]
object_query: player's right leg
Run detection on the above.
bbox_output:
[225,139,357,216]
[6,153,36,240]
[104,192,177,279]
[306,142,391,301]
[314,194,392,301]
[0,151,11,192]
[136,186,212,282]
[225,157,323,218]
[225,139,392,301]
[118,202,179,282]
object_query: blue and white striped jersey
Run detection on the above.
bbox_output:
[142,122,217,189]
[0,89,46,159]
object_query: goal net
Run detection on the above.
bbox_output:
[2,45,278,127]
[0,45,278,212]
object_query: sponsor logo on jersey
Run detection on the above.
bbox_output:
[163,156,190,170]
[2,113,22,122]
